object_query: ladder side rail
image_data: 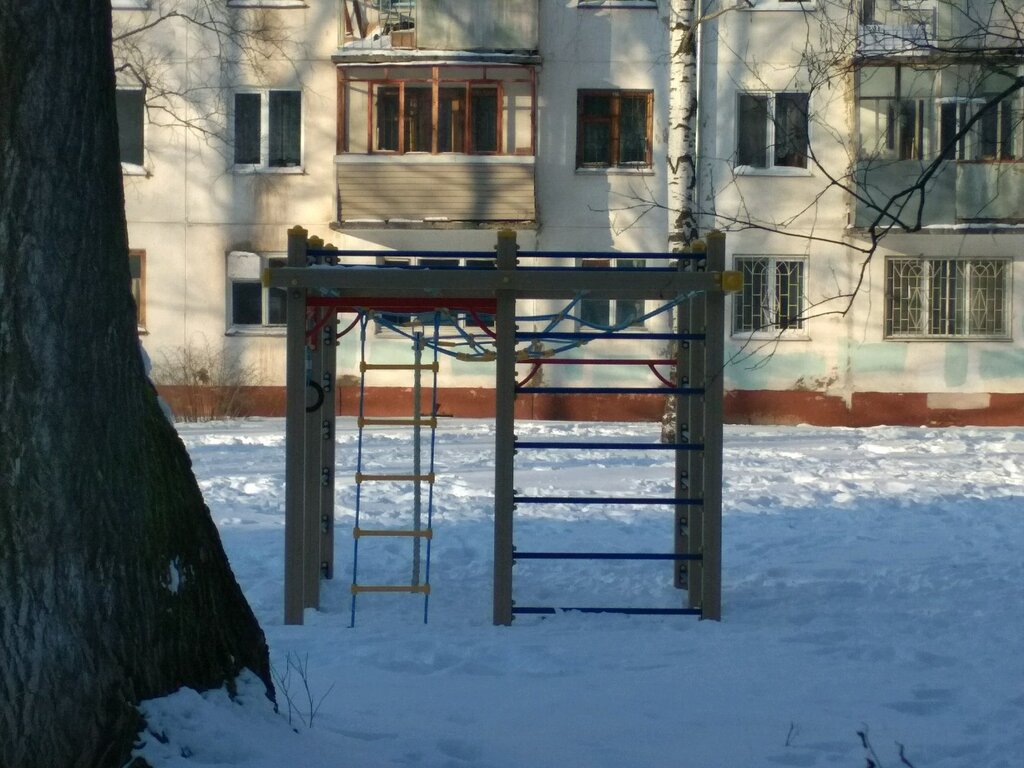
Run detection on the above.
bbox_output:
[684,243,708,611]
[284,226,310,625]
[349,314,371,627]
[423,315,441,624]
[700,232,726,620]
[319,312,339,581]
[303,305,323,609]
[411,331,423,587]
[492,230,518,626]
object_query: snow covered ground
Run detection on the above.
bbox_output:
[135,419,1024,768]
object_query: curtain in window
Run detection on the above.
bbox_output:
[774,93,809,168]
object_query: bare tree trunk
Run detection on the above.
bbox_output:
[0,4,272,767]
[663,0,701,442]
[667,0,700,251]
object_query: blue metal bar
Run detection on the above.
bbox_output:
[514,551,703,561]
[350,314,370,629]
[515,440,704,451]
[512,606,703,616]
[516,386,704,396]
[513,495,703,505]
[515,267,680,273]
[515,331,705,341]
[518,251,701,261]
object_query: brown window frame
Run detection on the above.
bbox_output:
[369,79,505,156]
[576,90,653,169]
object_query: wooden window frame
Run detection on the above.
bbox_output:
[368,72,506,155]
[576,90,654,169]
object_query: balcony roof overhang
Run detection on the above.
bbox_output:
[333,47,541,67]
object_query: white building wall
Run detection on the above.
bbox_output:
[703,0,1024,421]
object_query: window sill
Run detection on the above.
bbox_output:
[884,335,1012,342]
[736,0,816,10]
[227,0,307,7]
[231,165,305,175]
[734,165,813,177]
[576,1,658,8]
[575,166,654,176]
[122,162,149,177]
[112,0,150,9]
[731,331,810,341]
[338,153,533,165]
[225,326,287,337]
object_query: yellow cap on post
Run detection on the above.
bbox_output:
[719,270,743,293]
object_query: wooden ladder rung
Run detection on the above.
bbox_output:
[360,362,439,372]
[358,416,437,428]
[355,472,435,483]
[351,584,431,595]
[353,527,433,539]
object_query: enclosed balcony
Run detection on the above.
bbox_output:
[853,62,1024,228]
[334,63,537,227]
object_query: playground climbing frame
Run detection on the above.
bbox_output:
[271,227,738,625]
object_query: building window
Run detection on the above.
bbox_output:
[732,257,806,335]
[885,258,1010,338]
[375,256,496,332]
[227,252,287,329]
[576,91,653,169]
[116,88,145,166]
[373,83,501,154]
[578,259,646,328]
[736,92,809,169]
[858,66,934,161]
[978,96,1017,160]
[129,250,145,329]
[233,90,302,168]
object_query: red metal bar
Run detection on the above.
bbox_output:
[306,296,497,314]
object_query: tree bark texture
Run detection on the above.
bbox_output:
[0,4,272,767]
[667,0,700,251]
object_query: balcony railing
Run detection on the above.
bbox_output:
[858,2,936,56]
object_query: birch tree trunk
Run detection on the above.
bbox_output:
[667,0,700,251]
[663,0,701,441]
[0,3,272,767]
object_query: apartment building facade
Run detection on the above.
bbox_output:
[117,0,1024,425]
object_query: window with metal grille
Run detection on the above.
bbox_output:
[885,258,1009,338]
[732,257,806,335]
